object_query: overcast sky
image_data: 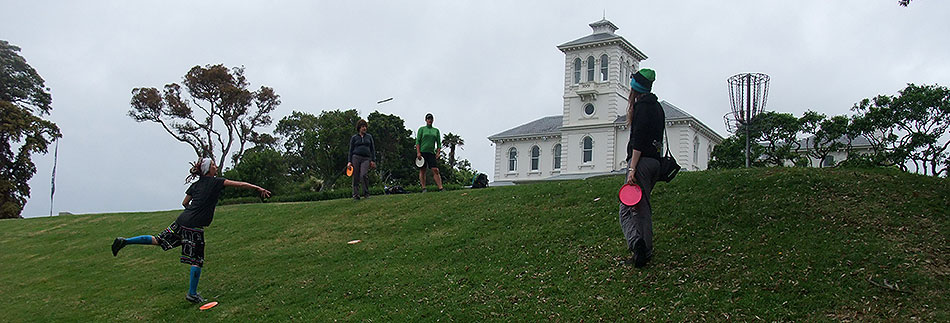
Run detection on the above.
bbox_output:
[3,0,948,217]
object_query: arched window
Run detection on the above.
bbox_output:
[573,58,581,84]
[583,136,593,163]
[693,136,700,166]
[508,147,518,171]
[600,54,609,81]
[587,56,595,82]
[530,145,540,171]
[553,144,562,170]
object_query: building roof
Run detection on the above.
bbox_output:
[488,115,562,141]
[613,101,692,123]
[557,19,648,60]
[488,101,724,143]
[796,134,873,149]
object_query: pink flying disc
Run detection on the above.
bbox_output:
[347,239,361,245]
[199,301,218,310]
[619,184,642,206]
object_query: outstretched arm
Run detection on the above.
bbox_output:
[223,179,272,198]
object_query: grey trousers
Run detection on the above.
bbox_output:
[619,157,660,257]
[351,155,372,197]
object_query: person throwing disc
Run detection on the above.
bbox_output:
[416,113,443,192]
[620,68,664,268]
[111,158,271,304]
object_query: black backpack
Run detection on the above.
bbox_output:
[471,173,489,188]
[657,127,681,183]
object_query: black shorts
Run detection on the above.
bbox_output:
[156,222,205,267]
[421,152,439,169]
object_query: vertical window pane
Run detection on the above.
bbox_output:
[553,144,561,169]
[583,137,593,163]
[573,58,581,84]
[509,148,517,171]
[601,54,608,81]
[587,56,595,82]
[531,146,540,171]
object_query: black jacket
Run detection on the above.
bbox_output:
[349,133,376,161]
[626,93,665,162]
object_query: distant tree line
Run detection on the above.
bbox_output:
[711,83,950,177]
[127,65,480,201]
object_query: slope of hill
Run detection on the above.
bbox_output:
[0,168,946,321]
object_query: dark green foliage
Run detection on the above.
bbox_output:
[221,147,288,199]
[754,111,803,166]
[367,111,417,186]
[710,133,764,169]
[442,132,464,167]
[851,84,950,176]
[274,111,320,178]
[1,168,947,320]
[0,40,62,218]
[128,64,280,170]
[800,111,849,167]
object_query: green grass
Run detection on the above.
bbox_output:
[0,167,947,321]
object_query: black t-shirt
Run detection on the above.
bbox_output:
[176,176,227,227]
[626,93,665,161]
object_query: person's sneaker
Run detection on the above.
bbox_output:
[439,188,445,192]
[112,237,126,257]
[421,188,427,193]
[353,196,360,201]
[633,239,648,268]
[621,256,637,266]
[185,293,207,304]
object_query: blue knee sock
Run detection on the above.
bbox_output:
[188,266,201,295]
[126,235,153,245]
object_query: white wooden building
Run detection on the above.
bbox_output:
[488,19,724,183]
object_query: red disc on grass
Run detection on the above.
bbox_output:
[618,184,642,206]
[200,301,218,310]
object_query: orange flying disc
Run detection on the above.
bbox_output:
[346,165,354,177]
[200,301,218,310]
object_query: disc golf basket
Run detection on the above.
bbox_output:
[723,73,770,167]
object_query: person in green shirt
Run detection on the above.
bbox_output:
[416,113,443,192]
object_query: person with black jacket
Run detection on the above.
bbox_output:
[348,119,376,200]
[620,68,664,268]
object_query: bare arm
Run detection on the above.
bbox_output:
[626,149,642,185]
[182,195,192,208]
[223,179,272,198]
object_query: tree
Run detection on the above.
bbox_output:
[0,40,62,219]
[800,112,849,168]
[851,84,950,176]
[221,146,287,199]
[367,111,416,185]
[441,132,465,167]
[754,111,803,166]
[274,111,320,177]
[709,133,764,169]
[128,64,280,170]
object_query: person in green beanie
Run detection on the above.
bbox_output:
[620,68,664,268]
[416,113,443,192]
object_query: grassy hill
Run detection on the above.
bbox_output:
[0,168,947,321]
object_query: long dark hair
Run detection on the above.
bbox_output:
[625,87,642,126]
[185,159,205,184]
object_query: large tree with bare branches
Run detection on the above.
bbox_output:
[129,64,279,170]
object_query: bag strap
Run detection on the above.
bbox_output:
[663,123,673,158]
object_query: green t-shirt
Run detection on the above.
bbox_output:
[416,125,441,154]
